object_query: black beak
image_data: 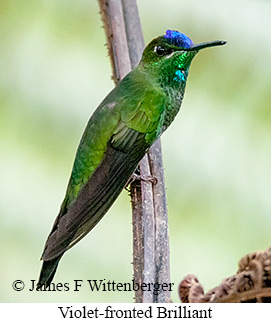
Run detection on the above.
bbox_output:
[185,40,226,51]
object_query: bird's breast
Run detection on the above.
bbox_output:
[161,81,186,132]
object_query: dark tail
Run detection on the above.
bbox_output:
[37,256,62,290]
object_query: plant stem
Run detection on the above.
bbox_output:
[98,0,170,302]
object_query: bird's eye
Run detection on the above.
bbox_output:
[155,45,167,56]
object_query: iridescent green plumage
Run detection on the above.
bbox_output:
[37,30,225,288]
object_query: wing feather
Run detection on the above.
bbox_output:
[42,129,148,260]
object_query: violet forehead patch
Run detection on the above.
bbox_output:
[164,29,193,49]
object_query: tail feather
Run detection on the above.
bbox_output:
[37,257,61,290]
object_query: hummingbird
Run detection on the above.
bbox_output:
[37,29,226,289]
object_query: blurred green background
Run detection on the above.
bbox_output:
[1,0,270,302]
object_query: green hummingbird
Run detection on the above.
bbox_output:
[37,30,226,288]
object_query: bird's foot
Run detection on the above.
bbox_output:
[131,173,158,185]
[125,172,158,191]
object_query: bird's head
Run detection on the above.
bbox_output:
[141,30,226,84]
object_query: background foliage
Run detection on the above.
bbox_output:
[1,0,270,302]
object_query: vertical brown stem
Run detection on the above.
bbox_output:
[98,0,130,82]
[98,0,170,303]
